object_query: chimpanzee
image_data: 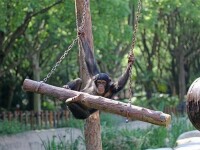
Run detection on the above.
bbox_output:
[63,33,134,119]
[63,54,134,119]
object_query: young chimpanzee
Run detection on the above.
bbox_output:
[63,33,134,119]
[63,54,134,119]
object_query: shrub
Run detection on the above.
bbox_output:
[41,129,85,150]
[101,113,195,150]
[0,119,30,135]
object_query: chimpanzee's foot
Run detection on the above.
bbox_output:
[65,94,82,104]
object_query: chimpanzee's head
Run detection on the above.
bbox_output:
[94,73,111,95]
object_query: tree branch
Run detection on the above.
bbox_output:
[2,0,63,64]
[23,79,171,127]
[31,0,64,18]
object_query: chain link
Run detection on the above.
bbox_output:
[128,0,142,102]
[43,37,79,82]
[43,0,88,82]
[127,0,142,122]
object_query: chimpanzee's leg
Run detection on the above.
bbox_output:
[68,103,90,119]
[89,108,98,114]
[63,78,82,91]
[64,78,97,119]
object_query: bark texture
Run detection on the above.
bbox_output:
[75,0,102,149]
[23,79,171,127]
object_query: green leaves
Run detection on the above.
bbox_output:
[1,0,200,110]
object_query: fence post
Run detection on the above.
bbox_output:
[0,110,71,129]
[49,111,53,128]
[53,111,56,128]
[57,111,60,127]
[8,112,12,121]
[41,111,44,128]
[14,111,18,121]
[25,111,29,127]
[45,110,48,128]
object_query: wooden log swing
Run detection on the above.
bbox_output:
[23,79,171,127]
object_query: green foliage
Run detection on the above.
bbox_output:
[0,119,30,135]
[41,129,84,150]
[64,118,84,130]
[42,99,56,111]
[168,115,195,147]
[1,0,200,118]
[101,114,195,150]
[0,113,196,150]
[149,94,179,110]
[100,112,123,127]
[90,0,133,75]
[132,93,179,111]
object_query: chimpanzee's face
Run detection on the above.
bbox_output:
[94,73,111,95]
[96,80,107,94]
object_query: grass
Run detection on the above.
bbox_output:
[0,112,195,150]
[100,113,195,150]
[66,112,184,148]
[40,129,85,150]
[0,119,30,135]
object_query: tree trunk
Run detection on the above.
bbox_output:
[7,85,16,110]
[32,53,41,112]
[75,0,102,149]
[177,49,186,114]
[75,0,94,86]
[178,50,186,102]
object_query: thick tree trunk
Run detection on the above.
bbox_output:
[23,79,171,127]
[75,0,102,149]
[7,85,16,110]
[32,53,41,112]
[178,50,186,102]
[75,0,94,86]
[177,49,186,115]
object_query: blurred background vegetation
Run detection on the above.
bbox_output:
[0,0,200,114]
[0,0,200,149]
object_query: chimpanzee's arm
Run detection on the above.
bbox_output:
[112,54,134,93]
[79,36,100,76]
[63,78,82,91]
[112,65,131,93]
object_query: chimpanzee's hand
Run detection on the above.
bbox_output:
[63,85,70,89]
[128,54,135,65]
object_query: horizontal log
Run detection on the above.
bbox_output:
[23,79,171,127]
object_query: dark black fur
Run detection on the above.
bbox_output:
[65,73,111,119]
[64,34,134,119]
[65,69,131,119]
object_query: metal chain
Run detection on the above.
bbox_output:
[43,0,88,82]
[126,0,142,123]
[43,37,79,82]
